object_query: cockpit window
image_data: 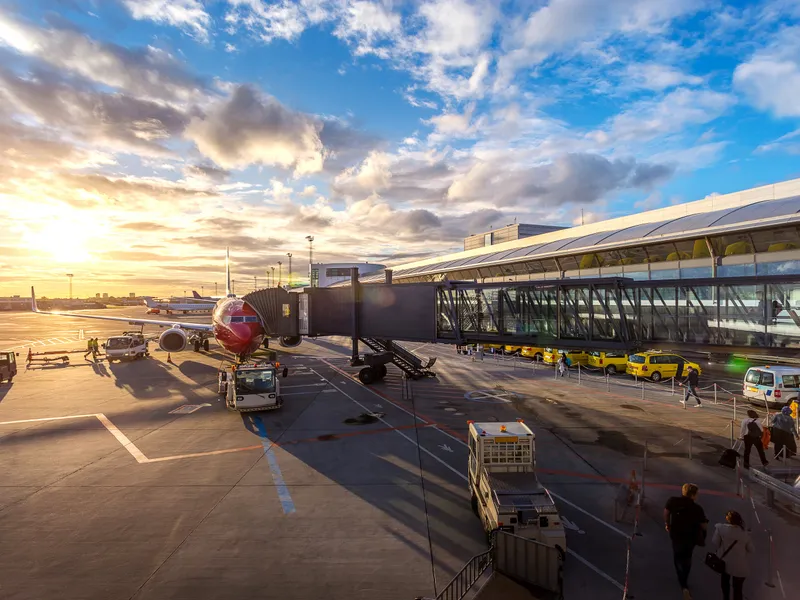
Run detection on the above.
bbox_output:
[107,338,132,349]
[244,316,259,322]
[235,369,275,393]
[230,316,244,323]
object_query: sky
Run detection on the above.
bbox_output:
[1,0,800,298]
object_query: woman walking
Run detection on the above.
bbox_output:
[710,511,753,600]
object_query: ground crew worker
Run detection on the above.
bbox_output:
[91,338,99,359]
[84,338,94,359]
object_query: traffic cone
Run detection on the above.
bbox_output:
[167,353,173,364]
[27,348,32,363]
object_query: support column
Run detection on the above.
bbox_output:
[350,267,363,366]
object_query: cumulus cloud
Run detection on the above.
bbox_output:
[734,26,800,118]
[121,0,212,42]
[447,153,675,206]
[0,67,189,156]
[0,12,207,103]
[185,84,325,173]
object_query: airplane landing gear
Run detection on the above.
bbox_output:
[203,339,209,351]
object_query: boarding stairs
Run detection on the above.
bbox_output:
[359,338,437,380]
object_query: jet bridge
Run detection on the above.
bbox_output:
[242,273,800,359]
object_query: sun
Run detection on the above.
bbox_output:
[20,212,101,264]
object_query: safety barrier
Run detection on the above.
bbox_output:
[413,531,563,600]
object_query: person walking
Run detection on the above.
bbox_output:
[664,483,708,600]
[710,510,753,600]
[739,409,769,469]
[91,338,100,359]
[558,353,568,378]
[84,338,93,359]
[680,366,702,407]
[770,406,798,460]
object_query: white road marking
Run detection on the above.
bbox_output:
[94,414,149,463]
[439,444,453,453]
[548,491,628,538]
[282,383,327,389]
[561,516,585,534]
[567,549,625,591]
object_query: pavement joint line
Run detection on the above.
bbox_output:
[567,548,625,591]
[320,358,469,446]
[547,491,628,539]
[311,367,467,482]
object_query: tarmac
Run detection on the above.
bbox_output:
[1,309,798,600]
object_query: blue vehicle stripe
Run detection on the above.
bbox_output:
[253,416,296,514]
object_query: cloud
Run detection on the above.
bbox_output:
[185,84,325,173]
[121,0,212,42]
[184,164,231,181]
[334,1,401,55]
[0,67,190,156]
[624,63,703,91]
[601,88,734,142]
[196,217,249,231]
[495,0,705,90]
[755,128,800,154]
[447,152,675,206]
[117,221,177,231]
[734,26,800,118]
[0,12,207,102]
[224,0,321,43]
[104,250,166,261]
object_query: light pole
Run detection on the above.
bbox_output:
[306,235,314,286]
[201,285,204,297]
[184,290,187,302]
[286,253,292,287]
[278,262,282,287]
[214,282,217,296]
[271,266,275,287]
[254,276,257,291]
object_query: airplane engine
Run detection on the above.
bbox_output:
[159,328,187,352]
[278,335,302,348]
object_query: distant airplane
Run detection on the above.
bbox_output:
[30,248,301,360]
[142,297,215,314]
[192,290,224,301]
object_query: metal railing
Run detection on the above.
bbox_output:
[749,466,800,508]
[415,548,492,600]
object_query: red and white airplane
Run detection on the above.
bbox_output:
[30,249,301,360]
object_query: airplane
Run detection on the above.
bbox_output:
[192,290,224,301]
[142,296,215,314]
[29,248,302,360]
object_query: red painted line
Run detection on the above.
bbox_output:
[537,467,739,498]
[277,422,438,446]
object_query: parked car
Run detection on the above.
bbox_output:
[743,365,800,409]
[588,351,628,375]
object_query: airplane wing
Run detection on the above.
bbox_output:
[31,287,214,332]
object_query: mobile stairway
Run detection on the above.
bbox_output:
[357,337,437,384]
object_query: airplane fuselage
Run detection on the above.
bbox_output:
[211,297,265,357]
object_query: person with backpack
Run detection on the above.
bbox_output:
[770,405,798,459]
[664,483,709,600]
[558,352,569,378]
[739,409,769,469]
[710,510,753,600]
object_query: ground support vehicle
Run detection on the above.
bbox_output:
[468,420,566,553]
[0,351,17,382]
[218,359,287,412]
[104,333,149,362]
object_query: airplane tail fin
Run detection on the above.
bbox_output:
[192,290,201,299]
[142,297,157,308]
[225,247,232,297]
[30,286,39,312]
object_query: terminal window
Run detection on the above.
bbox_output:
[326,268,353,277]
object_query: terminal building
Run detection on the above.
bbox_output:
[309,262,385,288]
[355,178,800,286]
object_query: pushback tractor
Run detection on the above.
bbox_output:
[468,420,566,553]
[218,359,288,412]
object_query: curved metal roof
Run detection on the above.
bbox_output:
[383,194,800,279]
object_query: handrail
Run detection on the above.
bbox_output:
[415,547,493,600]
[749,467,800,505]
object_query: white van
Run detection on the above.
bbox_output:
[743,366,800,408]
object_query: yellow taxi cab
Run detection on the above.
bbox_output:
[543,348,589,366]
[503,345,524,355]
[588,351,629,374]
[626,351,702,382]
[520,346,546,361]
